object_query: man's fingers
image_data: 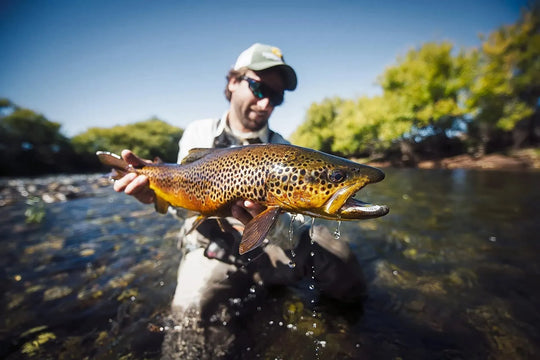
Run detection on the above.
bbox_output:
[125,175,150,196]
[231,203,252,225]
[242,200,266,217]
[113,172,137,192]
[121,149,151,167]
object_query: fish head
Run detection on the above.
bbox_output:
[265,146,389,220]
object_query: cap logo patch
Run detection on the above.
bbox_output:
[262,47,283,62]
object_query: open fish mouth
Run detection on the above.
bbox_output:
[339,195,389,219]
[322,183,389,220]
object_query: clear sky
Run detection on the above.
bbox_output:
[0,0,529,138]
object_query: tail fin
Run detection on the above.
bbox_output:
[96,151,134,180]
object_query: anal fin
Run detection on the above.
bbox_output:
[239,206,282,255]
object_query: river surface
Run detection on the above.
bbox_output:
[1,169,539,359]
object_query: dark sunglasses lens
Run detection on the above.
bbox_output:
[245,77,283,106]
[249,82,264,99]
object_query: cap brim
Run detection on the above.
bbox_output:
[247,62,297,91]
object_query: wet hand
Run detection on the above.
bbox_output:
[113,150,156,204]
[231,200,266,225]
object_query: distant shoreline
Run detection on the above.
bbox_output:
[367,147,540,171]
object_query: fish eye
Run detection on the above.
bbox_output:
[329,169,347,183]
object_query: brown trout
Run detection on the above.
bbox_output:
[97,144,389,254]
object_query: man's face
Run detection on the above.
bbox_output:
[228,69,286,132]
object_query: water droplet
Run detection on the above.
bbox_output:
[289,214,297,258]
[249,286,256,293]
[309,284,315,290]
[489,236,497,242]
[288,261,296,269]
[268,320,274,325]
[310,251,315,257]
[333,220,342,239]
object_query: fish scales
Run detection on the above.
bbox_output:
[97,144,389,254]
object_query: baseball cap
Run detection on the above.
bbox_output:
[233,43,297,91]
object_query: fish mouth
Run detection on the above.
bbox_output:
[339,196,389,219]
[322,182,389,220]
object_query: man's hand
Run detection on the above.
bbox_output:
[231,200,266,225]
[113,150,156,204]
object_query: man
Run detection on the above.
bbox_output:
[113,43,366,359]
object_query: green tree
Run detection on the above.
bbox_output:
[72,118,183,164]
[331,96,391,156]
[0,99,76,175]
[290,97,343,152]
[380,43,474,132]
[467,5,540,153]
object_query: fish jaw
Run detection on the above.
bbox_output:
[338,197,389,219]
[321,171,389,220]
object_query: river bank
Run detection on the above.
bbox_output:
[368,147,540,171]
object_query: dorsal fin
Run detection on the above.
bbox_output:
[181,148,217,164]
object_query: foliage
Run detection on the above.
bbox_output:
[0,98,183,176]
[71,118,183,163]
[331,96,392,155]
[0,99,77,176]
[466,4,540,152]
[290,5,539,161]
[290,97,343,153]
[377,42,476,140]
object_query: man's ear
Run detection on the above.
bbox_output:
[228,77,241,93]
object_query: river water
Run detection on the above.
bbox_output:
[1,168,539,359]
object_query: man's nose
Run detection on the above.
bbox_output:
[257,97,273,109]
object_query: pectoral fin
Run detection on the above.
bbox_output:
[239,206,282,255]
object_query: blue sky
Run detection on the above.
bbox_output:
[0,0,528,138]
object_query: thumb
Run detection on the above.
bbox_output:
[121,149,151,167]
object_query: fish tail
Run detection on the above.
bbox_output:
[96,151,135,180]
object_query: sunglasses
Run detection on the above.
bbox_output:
[242,76,284,106]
